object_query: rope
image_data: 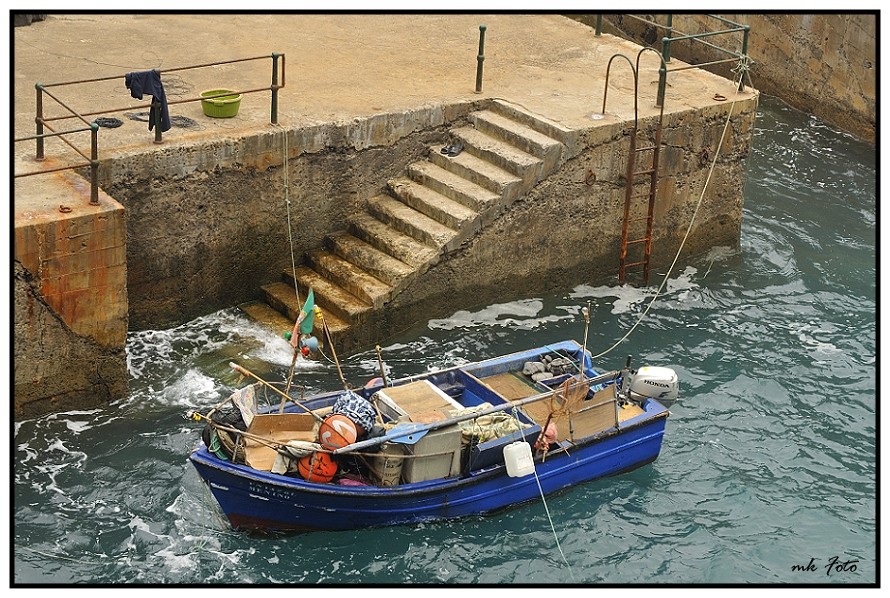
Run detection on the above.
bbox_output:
[509,404,576,581]
[590,89,739,361]
[275,124,301,308]
[731,55,755,90]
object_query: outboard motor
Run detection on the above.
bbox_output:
[628,366,679,404]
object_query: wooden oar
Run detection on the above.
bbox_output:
[333,369,619,455]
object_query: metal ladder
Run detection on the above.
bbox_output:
[619,118,663,285]
[601,48,667,286]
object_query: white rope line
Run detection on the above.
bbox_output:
[276,124,301,308]
[509,405,576,580]
[590,88,739,360]
[530,464,576,581]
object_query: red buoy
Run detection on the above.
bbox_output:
[298,452,338,483]
[318,414,358,450]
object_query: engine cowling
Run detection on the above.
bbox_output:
[628,366,679,404]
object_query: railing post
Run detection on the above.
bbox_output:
[594,14,602,36]
[657,64,667,108]
[663,14,673,63]
[90,122,100,205]
[271,52,280,124]
[475,24,486,94]
[152,98,163,144]
[738,25,750,92]
[35,83,45,161]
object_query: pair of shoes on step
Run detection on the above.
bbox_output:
[441,142,464,157]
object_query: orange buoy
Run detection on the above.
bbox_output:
[318,414,358,450]
[298,452,338,483]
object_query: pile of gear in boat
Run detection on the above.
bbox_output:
[201,384,534,487]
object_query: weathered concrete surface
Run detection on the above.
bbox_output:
[13,14,759,415]
[585,13,876,144]
[13,169,128,417]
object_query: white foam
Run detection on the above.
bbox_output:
[428,298,545,330]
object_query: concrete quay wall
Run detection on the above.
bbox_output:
[13,173,128,418]
[586,13,876,144]
[101,103,480,330]
[342,99,759,350]
[13,96,757,418]
[103,96,757,352]
[13,14,759,418]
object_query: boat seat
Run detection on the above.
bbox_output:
[373,380,463,423]
[480,371,546,401]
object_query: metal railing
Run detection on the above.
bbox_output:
[15,53,285,206]
[595,14,751,107]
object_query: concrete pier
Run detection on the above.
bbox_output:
[13,14,759,417]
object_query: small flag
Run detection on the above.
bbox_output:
[298,288,316,335]
[291,289,316,346]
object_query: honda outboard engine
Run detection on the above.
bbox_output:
[628,366,679,404]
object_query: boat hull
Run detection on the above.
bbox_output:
[189,402,668,532]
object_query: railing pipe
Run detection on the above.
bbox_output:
[475,24,486,93]
[663,14,673,63]
[738,25,751,91]
[271,52,280,124]
[667,57,740,73]
[22,52,285,206]
[595,14,602,36]
[657,64,667,108]
[668,27,746,43]
[38,121,92,162]
[90,122,99,204]
[35,83,45,160]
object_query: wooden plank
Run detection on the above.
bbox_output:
[480,371,542,401]
[377,380,460,422]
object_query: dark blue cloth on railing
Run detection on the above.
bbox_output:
[125,69,171,132]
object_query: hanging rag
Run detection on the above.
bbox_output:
[125,69,171,132]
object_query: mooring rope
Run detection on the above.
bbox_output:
[509,404,576,581]
[275,124,302,309]
[590,72,742,361]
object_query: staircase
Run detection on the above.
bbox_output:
[240,99,572,351]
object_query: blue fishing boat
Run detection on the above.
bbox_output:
[188,339,676,532]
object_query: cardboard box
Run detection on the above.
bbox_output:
[243,413,318,471]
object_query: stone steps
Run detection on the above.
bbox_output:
[306,248,393,309]
[326,231,416,292]
[406,161,499,212]
[260,281,352,335]
[429,144,523,201]
[471,109,564,173]
[244,100,567,354]
[388,176,480,232]
[348,212,439,270]
[367,193,459,251]
[450,125,544,186]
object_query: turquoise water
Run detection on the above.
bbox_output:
[12,96,877,585]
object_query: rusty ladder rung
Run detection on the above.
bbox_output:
[624,260,648,269]
[635,145,656,152]
[626,238,649,246]
[632,168,656,176]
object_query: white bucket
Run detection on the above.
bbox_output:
[372,442,404,486]
[503,441,535,478]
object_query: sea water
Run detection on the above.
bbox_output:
[11,96,877,585]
